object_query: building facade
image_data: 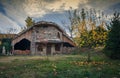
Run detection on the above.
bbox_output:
[12,21,75,55]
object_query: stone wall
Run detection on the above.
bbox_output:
[62,34,75,46]
[35,43,46,55]
[12,22,75,55]
[62,47,75,54]
[35,26,62,42]
[12,29,32,46]
[13,50,30,55]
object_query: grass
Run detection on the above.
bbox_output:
[0,50,120,78]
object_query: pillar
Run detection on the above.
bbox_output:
[31,27,36,55]
[51,44,55,55]
[60,43,63,54]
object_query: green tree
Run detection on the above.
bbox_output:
[73,9,107,47]
[89,25,107,48]
[104,12,120,59]
[25,16,35,28]
[68,8,108,62]
[2,38,12,54]
[65,8,108,49]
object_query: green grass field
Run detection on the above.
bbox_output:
[0,50,120,78]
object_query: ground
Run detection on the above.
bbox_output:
[0,49,120,78]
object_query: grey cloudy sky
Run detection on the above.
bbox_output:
[0,0,120,33]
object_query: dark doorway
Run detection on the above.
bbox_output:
[55,43,61,51]
[46,44,51,55]
[14,38,31,50]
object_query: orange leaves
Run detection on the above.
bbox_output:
[70,61,110,66]
[52,63,57,76]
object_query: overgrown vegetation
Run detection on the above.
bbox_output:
[0,38,12,55]
[25,16,35,28]
[63,8,108,48]
[63,8,120,60]
[0,50,120,78]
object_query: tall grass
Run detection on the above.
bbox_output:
[0,51,120,78]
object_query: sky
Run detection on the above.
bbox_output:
[0,0,120,34]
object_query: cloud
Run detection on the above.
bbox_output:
[81,0,120,10]
[43,0,61,3]
[107,2,120,13]
[0,2,6,15]
[0,0,28,33]
[1,0,27,25]
[0,0,120,34]
[34,11,73,35]
[22,0,88,17]
[45,0,88,11]
[0,13,21,33]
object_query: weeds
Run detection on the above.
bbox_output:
[0,52,120,78]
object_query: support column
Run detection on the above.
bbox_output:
[31,27,36,55]
[31,42,36,55]
[42,45,46,55]
[60,43,63,54]
[11,44,14,55]
[51,44,55,55]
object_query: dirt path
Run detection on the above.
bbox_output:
[0,56,45,62]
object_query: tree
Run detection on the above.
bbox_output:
[1,38,12,54]
[72,8,107,47]
[65,8,108,62]
[61,8,77,38]
[104,12,120,59]
[63,8,108,49]
[25,16,35,28]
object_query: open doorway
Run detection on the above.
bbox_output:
[46,44,51,55]
[14,38,31,50]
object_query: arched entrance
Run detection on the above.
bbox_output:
[14,38,31,55]
[14,38,31,50]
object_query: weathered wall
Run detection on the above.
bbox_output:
[35,43,46,55]
[0,34,16,39]
[12,29,32,46]
[62,47,75,54]
[62,34,76,46]
[13,50,30,55]
[35,26,62,42]
[12,22,75,55]
[30,26,63,55]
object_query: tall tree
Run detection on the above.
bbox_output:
[104,12,120,59]
[25,16,35,28]
[62,8,77,38]
[63,8,108,48]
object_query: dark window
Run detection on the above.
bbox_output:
[37,45,43,51]
[14,38,31,50]
[43,25,48,28]
[57,32,60,38]
[36,30,39,33]
[55,44,61,51]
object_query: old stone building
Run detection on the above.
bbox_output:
[12,21,75,55]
